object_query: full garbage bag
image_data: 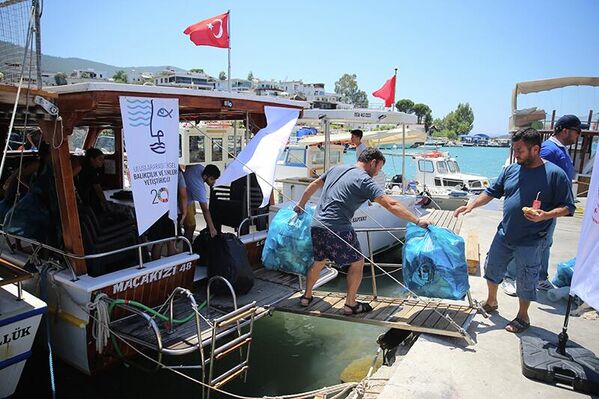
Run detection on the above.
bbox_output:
[402,223,470,300]
[551,258,576,288]
[262,205,315,275]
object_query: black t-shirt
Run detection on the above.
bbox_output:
[76,164,102,209]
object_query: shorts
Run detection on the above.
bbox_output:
[311,226,363,266]
[147,213,176,242]
[483,231,546,301]
[183,203,196,227]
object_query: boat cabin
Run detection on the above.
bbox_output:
[413,150,490,194]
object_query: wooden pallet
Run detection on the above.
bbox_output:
[275,291,477,339]
[424,209,463,234]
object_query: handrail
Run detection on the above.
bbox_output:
[236,213,270,238]
[0,229,193,281]
[353,226,406,233]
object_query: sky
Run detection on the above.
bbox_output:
[40,0,599,135]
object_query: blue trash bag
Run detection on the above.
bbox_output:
[262,205,315,275]
[551,258,576,288]
[402,223,470,300]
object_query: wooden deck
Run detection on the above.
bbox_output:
[274,291,478,340]
[424,209,463,234]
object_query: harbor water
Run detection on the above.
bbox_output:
[16,146,509,398]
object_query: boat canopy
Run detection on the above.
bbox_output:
[300,108,418,124]
[512,77,599,113]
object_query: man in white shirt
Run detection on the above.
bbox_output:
[351,129,367,160]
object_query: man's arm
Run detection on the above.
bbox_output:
[178,185,188,223]
[374,194,429,228]
[294,178,324,213]
[453,192,495,217]
[523,205,571,223]
[93,183,108,210]
[199,202,217,237]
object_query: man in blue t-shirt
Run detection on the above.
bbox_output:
[294,147,429,315]
[454,128,575,333]
[502,115,585,294]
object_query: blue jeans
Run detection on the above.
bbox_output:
[505,219,555,281]
[484,232,546,301]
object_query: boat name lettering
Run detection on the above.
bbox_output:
[352,216,367,222]
[111,262,193,294]
[353,112,371,118]
[0,325,32,346]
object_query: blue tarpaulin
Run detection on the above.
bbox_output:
[402,223,470,300]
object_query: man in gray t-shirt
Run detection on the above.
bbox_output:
[295,147,429,315]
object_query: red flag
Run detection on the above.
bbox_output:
[372,75,396,108]
[184,12,229,48]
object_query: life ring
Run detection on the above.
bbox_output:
[422,151,443,158]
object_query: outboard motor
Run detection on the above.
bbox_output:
[390,174,403,189]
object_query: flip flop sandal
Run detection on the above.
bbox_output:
[505,317,530,333]
[344,301,373,315]
[299,295,314,307]
[481,301,498,314]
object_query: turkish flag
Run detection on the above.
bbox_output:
[372,75,396,108]
[184,12,229,48]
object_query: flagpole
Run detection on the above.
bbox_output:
[227,10,231,92]
[392,67,398,111]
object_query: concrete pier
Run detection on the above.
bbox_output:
[372,205,599,399]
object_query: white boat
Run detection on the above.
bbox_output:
[0,264,46,399]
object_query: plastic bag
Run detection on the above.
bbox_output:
[551,258,576,288]
[402,223,470,300]
[262,205,315,275]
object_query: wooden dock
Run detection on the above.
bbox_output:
[424,209,463,234]
[275,291,477,340]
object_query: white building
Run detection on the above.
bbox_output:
[214,78,253,92]
[154,70,215,90]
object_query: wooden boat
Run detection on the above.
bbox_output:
[0,82,337,389]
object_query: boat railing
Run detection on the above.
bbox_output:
[353,226,407,298]
[236,213,270,239]
[0,230,193,281]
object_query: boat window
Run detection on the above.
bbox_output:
[330,151,341,165]
[418,159,434,173]
[95,129,115,154]
[212,138,223,161]
[189,136,205,163]
[68,126,88,154]
[286,148,306,166]
[227,136,242,156]
[311,150,324,165]
[436,161,448,174]
[447,160,460,173]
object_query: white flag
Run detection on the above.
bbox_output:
[119,97,179,235]
[570,153,599,310]
[215,106,300,207]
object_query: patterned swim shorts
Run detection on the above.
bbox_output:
[311,226,363,266]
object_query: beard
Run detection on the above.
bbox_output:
[516,155,533,166]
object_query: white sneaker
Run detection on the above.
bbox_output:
[501,278,517,297]
[537,279,554,291]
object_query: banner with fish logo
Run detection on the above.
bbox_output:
[119,96,179,235]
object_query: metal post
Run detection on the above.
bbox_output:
[233,120,238,157]
[245,113,251,230]
[323,118,330,172]
[34,0,42,89]
[227,10,231,92]
[401,124,406,194]
[137,246,144,269]
[367,232,377,298]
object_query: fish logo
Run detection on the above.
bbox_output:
[156,107,173,118]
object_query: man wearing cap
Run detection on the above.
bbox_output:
[501,115,583,295]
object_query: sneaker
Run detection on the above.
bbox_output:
[537,279,554,291]
[501,278,517,297]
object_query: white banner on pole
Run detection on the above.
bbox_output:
[570,153,599,310]
[119,96,179,236]
[215,106,300,207]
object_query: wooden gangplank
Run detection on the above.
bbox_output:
[275,291,477,339]
[424,209,463,234]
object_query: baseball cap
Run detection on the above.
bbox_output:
[554,114,589,132]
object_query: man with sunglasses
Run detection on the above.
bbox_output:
[502,115,585,295]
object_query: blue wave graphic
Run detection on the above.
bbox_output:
[128,116,151,121]
[127,110,151,116]
[129,122,151,127]
[126,99,151,104]
[126,105,151,110]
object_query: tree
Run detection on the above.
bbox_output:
[219,71,227,80]
[112,70,128,84]
[334,73,369,107]
[444,103,474,135]
[247,71,254,81]
[54,72,67,86]
[395,99,414,113]
[412,103,432,124]
[190,68,204,73]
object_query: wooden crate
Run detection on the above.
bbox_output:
[465,231,480,275]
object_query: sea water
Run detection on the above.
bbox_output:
[16,147,510,398]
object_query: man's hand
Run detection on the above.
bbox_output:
[416,218,430,229]
[209,226,218,238]
[454,205,473,218]
[523,209,550,223]
[294,204,304,214]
